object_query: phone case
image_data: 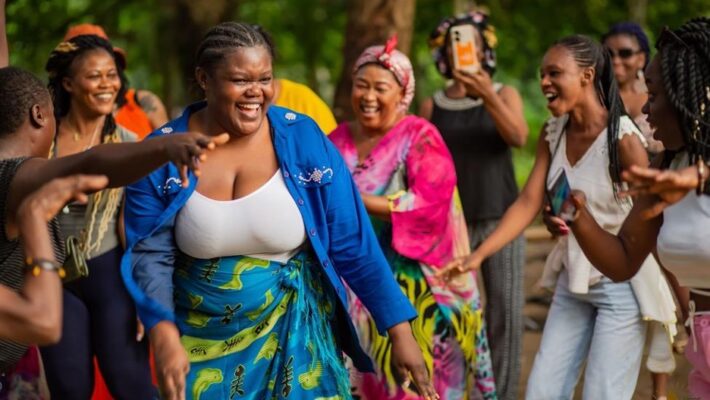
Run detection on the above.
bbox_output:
[450,25,480,73]
[547,169,573,217]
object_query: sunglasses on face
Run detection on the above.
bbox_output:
[607,47,642,59]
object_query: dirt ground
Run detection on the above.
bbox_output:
[512,228,691,400]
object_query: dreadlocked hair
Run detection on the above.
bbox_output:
[555,35,626,192]
[195,22,275,76]
[656,17,710,166]
[45,34,127,141]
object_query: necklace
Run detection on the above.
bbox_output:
[66,119,103,151]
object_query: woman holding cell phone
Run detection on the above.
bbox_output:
[438,34,676,399]
[420,11,527,400]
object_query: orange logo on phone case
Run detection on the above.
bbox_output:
[456,42,476,68]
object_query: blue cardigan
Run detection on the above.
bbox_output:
[120,102,417,371]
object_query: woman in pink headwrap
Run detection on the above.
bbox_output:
[329,37,497,399]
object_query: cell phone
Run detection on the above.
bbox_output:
[547,169,577,222]
[450,25,480,74]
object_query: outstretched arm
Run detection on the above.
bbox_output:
[569,133,658,281]
[438,125,550,278]
[5,132,229,240]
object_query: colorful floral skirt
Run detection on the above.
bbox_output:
[348,252,496,399]
[174,251,351,400]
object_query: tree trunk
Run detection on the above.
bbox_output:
[628,0,648,26]
[332,0,416,122]
[156,0,240,109]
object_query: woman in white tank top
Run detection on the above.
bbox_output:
[545,18,710,399]
[437,34,676,399]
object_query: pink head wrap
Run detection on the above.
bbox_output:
[352,35,415,111]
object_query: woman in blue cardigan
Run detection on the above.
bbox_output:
[121,22,436,400]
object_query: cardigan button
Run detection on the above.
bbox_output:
[309,228,317,237]
[283,171,290,178]
[297,198,304,206]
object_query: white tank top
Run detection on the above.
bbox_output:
[175,170,306,263]
[543,114,647,293]
[657,152,710,289]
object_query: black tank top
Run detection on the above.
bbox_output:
[0,157,64,371]
[430,88,518,222]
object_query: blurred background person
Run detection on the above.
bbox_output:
[602,21,664,154]
[273,78,337,134]
[40,34,158,399]
[64,23,169,139]
[420,11,528,399]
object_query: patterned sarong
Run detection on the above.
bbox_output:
[174,251,351,400]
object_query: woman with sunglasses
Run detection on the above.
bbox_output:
[602,22,664,154]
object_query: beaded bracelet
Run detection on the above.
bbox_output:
[25,257,66,279]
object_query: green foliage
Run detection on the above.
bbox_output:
[5,0,708,185]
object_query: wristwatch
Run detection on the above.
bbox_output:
[25,257,66,278]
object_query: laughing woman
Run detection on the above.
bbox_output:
[121,23,437,400]
[561,17,710,398]
[329,37,496,399]
[439,35,675,400]
[40,34,157,399]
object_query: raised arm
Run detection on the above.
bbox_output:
[452,70,528,147]
[438,125,550,278]
[0,175,107,344]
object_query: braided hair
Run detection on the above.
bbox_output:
[602,22,651,68]
[195,22,275,76]
[555,35,626,190]
[656,17,710,165]
[45,34,127,141]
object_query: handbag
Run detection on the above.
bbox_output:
[62,235,89,283]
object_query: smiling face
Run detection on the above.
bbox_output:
[642,56,684,150]
[351,64,404,134]
[540,45,594,117]
[62,48,120,117]
[603,33,646,86]
[199,46,274,136]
